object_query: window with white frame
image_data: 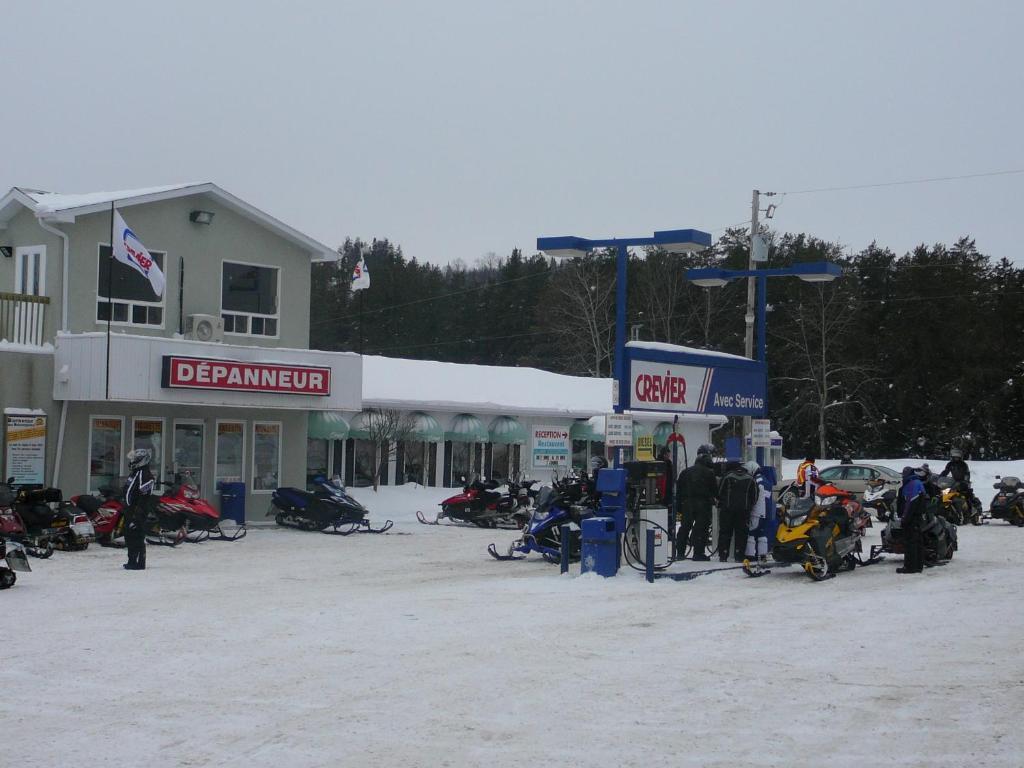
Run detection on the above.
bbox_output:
[221,261,279,337]
[252,422,281,491]
[96,245,166,327]
[89,416,124,492]
[215,421,246,487]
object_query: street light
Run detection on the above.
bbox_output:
[685,260,842,462]
[538,228,712,461]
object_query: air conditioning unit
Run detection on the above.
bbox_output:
[185,314,225,343]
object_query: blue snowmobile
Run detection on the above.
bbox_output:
[487,478,599,563]
[270,476,393,534]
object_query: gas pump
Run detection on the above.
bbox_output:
[622,461,673,569]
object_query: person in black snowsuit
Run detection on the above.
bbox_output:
[939,448,975,507]
[717,461,757,562]
[657,447,674,508]
[675,453,718,560]
[123,448,155,571]
[896,466,928,574]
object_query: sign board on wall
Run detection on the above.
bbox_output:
[604,414,633,448]
[531,425,570,468]
[4,412,46,485]
[161,356,332,396]
[635,435,654,461]
[751,419,772,448]
[624,342,767,417]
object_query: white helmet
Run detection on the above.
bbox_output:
[127,448,152,472]
[742,461,760,476]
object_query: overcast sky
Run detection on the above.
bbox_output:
[4,1,1022,264]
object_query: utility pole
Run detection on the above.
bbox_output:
[743,189,774,459]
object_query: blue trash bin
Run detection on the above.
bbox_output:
[217,481,246,524]
[581,517,618,577]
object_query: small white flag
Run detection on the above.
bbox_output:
[351,254,370,292]
[112,209,165,297]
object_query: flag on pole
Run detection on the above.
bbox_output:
[112,209,165,297]
[351,254,370,291]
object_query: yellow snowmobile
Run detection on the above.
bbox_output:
[773,484,879,581]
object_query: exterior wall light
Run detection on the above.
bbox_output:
[189,210,215,225]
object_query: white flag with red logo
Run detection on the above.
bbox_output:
[112,209,165,297]
[351,255,370,292]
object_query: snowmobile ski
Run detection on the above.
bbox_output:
[322,519,394,535]
[487,542,526,561]
[416,510,442,525]
[206,524,247,542]
[742,558,771,578]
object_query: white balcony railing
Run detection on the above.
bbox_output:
[0,292,50,347]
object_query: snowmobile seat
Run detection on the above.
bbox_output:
[0,485,15,507]
[75,495,103,515]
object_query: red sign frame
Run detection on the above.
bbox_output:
[160,356,332,396]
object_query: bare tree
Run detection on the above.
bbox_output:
[360,408,415,491]
[544,253,616,376]
[770,283,878,457]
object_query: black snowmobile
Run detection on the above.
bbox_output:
[870,499,958,564]
[989,476,1024,526]
[270,476,392,534]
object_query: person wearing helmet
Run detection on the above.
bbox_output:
[717,461,758,562]
[897,464,927,574]
[939,448,975,507]
[795,453,822,498]
[122,448,155,571]
[675,451,718,560]
[741,461,770,574]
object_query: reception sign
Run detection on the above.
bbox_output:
[531,425,570,469]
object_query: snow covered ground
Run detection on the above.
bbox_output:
[4,464,1024,768]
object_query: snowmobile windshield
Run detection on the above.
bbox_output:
[532,487,556,519]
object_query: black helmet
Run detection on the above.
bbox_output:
[127,448,152,472]
[950,448,963,460]
[696,443,714,457]
[590,455,608,472]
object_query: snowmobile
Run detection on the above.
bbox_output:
[989,476,1024,526]
[862,479,897,522]
[869,499,957,564]
[417,476,524,528]
[0,537,31,589]
[487,483,599,563]
[772,484,879,581]
[70,482,126,547]
[270,476,392,534]
[155,473,246,543]
[0,480,94,555]
[934,476,983,526]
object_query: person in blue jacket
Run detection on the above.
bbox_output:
[897,466,927,574]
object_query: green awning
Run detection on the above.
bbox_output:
[632,421,654,440]
[445,413,488,443]
[406,411,443,442]
[348,410,376,440]
[652,421,674,447]
[308,411,350,441]
[570,418,599,442]
[488,416,528,445]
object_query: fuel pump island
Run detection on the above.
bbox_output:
[532,228,778,581]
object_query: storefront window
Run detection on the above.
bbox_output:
[352,439,376,487]
[590,441,605,465]
[133,418,164,483]
[173,421,205,491]
[451,442,471,484]
[216,421,245,487]
[572,439,588,472]
[403,440,427,485]
[491,443,510,481]
[89,416,123,492]
[252,422,281,491]
[306,438,329,489]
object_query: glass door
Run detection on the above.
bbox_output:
[173,420,205,491]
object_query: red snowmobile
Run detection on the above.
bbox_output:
[155,473,246,543]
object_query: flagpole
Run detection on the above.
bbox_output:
[359,289,364,356]
[105,201,115,400]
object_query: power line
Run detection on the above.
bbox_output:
[780,168,1024,196]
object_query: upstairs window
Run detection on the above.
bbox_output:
[222,261,279,337]
[96,245,166,327]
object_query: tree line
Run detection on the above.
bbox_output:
[309,234,1024,460]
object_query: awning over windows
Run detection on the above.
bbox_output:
[488,416,527,445]
[445,413,488,443]
[308,411,350,441]
[406,411,444,442]
[652,421,675,447]
[348,411,376,440]
[632,421,653,441]
[570,417,602,442]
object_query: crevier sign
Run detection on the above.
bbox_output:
[624,343,766,417]
[161,356,332,396]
